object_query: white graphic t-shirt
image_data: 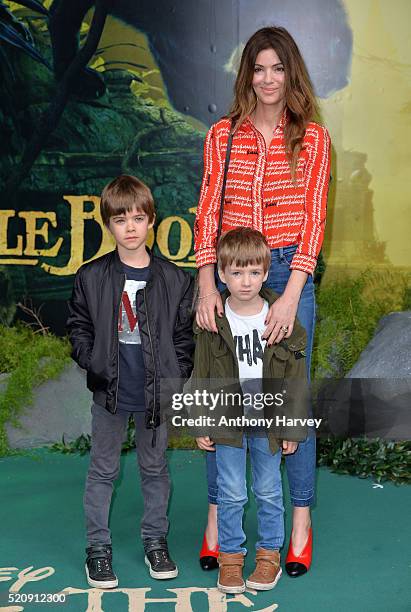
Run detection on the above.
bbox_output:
[117,264,150,412]
[225,298,269,385]
[118,279,146,345]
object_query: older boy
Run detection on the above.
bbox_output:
[67,175,194,587]
[193,228,307,594]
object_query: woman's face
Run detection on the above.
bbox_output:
[252,47,285,108]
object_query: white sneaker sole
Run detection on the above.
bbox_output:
[144,556,178,579]
[85,564,118,589]
[246,567,282,590]
[217,581,246,594]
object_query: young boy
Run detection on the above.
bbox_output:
[193,228,308,594]
[67,175,194,588]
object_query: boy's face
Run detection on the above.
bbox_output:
[108,207,154,254]
[218,262,268,302]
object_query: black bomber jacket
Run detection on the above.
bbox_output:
[66,248,195,431]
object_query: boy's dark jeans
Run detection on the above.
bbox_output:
[84,403,170,546]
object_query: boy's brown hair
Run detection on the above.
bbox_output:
[217,228,271,272]
[100,174,155,226]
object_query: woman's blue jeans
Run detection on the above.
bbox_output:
[206,244,316,507]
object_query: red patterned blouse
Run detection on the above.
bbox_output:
[194,111,331,275]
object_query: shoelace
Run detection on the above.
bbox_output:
[151,550,170,564]
[256,558,278,576]
[222,563,242,578]
[95,557,112,575]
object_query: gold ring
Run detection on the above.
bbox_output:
[280,326,288,333]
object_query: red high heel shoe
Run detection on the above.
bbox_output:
[285,528,312,577]
[199,533,219,571]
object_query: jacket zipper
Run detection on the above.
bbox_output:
[143,286,157,435]
[113,273,126,412]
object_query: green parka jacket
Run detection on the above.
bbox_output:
[191,287,309,453]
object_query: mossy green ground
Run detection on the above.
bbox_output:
[0,449,409,612]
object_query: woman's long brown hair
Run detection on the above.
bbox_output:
[228,27,318,180]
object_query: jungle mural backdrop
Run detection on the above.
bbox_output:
[1,0,410,332]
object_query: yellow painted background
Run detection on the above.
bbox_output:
[322,0,411,273]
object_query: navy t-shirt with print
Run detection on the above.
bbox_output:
[117,263,150,412]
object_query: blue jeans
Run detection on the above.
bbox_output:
[206,244,316,507]
[216,436,283,554]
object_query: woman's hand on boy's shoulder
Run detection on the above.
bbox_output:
[196,292,223,333]
[262,294,298,345]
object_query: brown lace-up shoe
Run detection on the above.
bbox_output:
[246,548,282,590]
[217,552,245,594]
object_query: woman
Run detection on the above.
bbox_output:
[194,26,331,577]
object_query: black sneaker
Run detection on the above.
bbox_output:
[144,537,178,579]
[85,544,118,589]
